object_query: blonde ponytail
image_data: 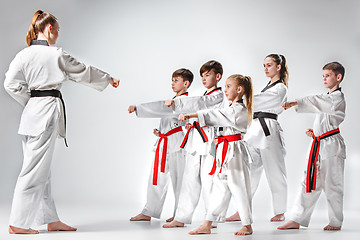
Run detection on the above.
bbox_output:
[228,74,253,125]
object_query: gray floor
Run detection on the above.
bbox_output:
[0,203,359,240]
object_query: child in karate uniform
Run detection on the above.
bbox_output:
[128,68,193,222]
[279,62,346,231]
[163,60,225,228]
[179,74,254,235]
[4,10,119,234]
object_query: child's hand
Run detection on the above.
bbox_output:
[282,100,297,110]
[305,128,314,138]
[153,128,160,137]
[110,77,120,88]
[178,114,190,122]
[165,99,175,107]
[213,138,218,145]
[184,122,192,130]
[128,105,136,113]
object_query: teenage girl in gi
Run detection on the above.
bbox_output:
[4,10,119,234]
[227,54,289,222]
[179,74,254,235]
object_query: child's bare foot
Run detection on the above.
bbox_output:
[234,225,253,235]
[271,213,285,222]
[47,221,77,231]
[323,225,341,231]
[9,225,39,234]
[278,221,300,230]
[162,220,184,228]
[130,213,151,221]
[188,224,211,235]
[166,217,174,222]
[226,212,241,222]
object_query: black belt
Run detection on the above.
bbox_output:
[253,112,278,136]
[30,90,68,147]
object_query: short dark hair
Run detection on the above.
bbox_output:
[200,60,223,78]
[323,62,345,81]
[172,68,194,87]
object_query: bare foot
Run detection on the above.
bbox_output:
[47,221,77,231]
[226,212,241,222]
[166,217,174,222]
[130,213,151,221]
[9,225,39,234]
[163,220,184,228]
[189,224,211,235]
[234,225,253,235]
[271,213,285,222]
[278,221,300,230]
[323,225,341,231]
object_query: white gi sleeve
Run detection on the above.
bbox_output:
[4,53,30,106]
[58,49,111,91]
[296,94,338,115]
[136,100,178,118]
[197,107,237,128]
[253,85,287,112]
[173,93,224,113]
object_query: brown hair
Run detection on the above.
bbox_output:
[172,68,194,87]
[26,10,58,46]
[228,74,253,124]
[200,60,223,79]
[323,62,345,81]
[266,54,289,88]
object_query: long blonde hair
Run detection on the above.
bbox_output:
[26,10,57,46]
[228,74,253,124]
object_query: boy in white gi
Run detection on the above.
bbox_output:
[128,68,193,222]
[4,10,119,234]
[227,54,289,222]
[163,60,225,228]
[279,62,346,231]
[180,74,254,235]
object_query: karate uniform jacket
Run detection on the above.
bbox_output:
[245,81,287,149]
[173,88,225,155]
[4,41,110,138]
[135,94,188,154]
[296,88,346,160]
[197,100,250,171]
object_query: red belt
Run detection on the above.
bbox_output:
[180,121,208,148]
[209,134,242,175]
[306,128,340,192]
[153,126,183,185]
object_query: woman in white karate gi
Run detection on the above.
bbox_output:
[179,74,254,235]
[4,10,119,234]
[227,54,289,222]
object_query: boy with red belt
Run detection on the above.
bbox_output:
[279,62,346,231]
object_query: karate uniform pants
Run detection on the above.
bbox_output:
[206,156,253,226]
[142,150,186,218]
[174,153,214,224]
[290,155,345,227]
[249,143,287,215]
[9,111,60,228]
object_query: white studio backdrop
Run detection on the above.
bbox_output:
[0,0,359,220]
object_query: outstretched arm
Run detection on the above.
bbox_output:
[178,113,198,122]
[282,100,298,110]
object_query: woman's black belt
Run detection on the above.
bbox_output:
[30,89,68,147]
[253,112,278,136]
